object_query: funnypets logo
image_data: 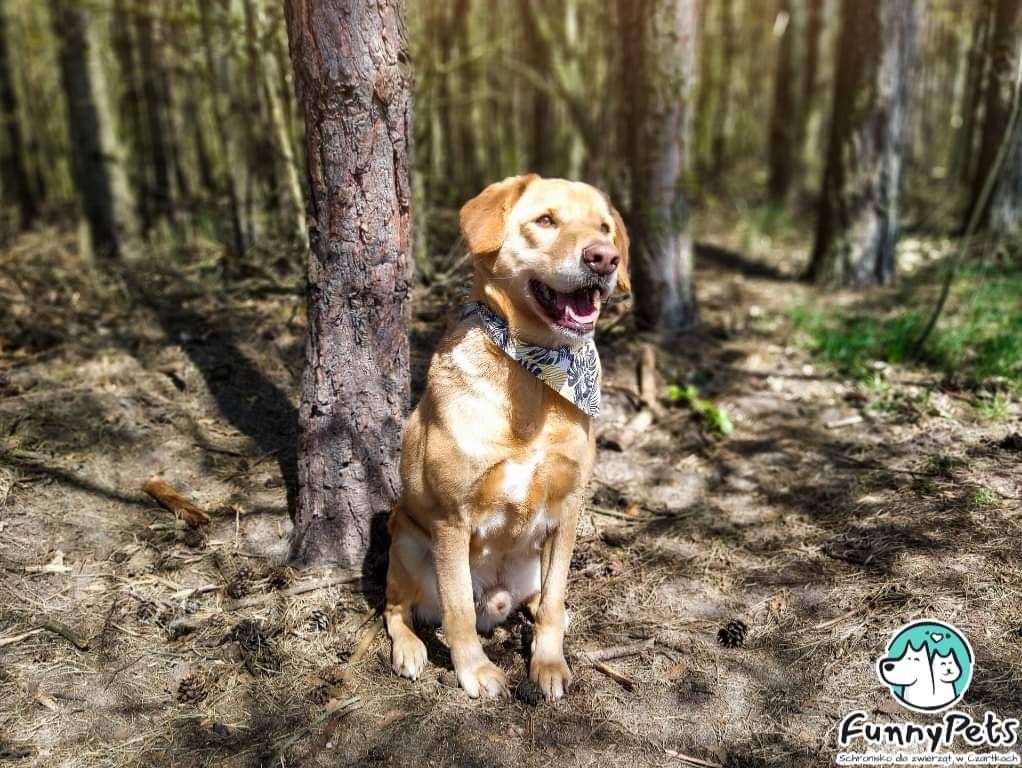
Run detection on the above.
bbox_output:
[876,620,973,713]
[836,620,1021,766]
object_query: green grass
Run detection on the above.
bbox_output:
[791,262,1022,390]
[665,384,734,437]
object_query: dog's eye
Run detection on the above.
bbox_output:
[535,214,556,227]
[600,222,611,234]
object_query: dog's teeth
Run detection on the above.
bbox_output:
[591,289,602,310]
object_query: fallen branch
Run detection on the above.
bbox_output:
[582,638,654,662]
[0,628,43,648]
[585,657,635,691]
[142,477,210,527]
[664,749,725,768]
[36,618,90,650]
[224,574,359,611]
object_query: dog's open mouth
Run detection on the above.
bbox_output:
[529,280,602,333]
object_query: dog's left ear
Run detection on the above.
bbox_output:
[460,174,539,255]
[607,199,631,294]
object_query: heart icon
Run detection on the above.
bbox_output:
[930,633,944,642]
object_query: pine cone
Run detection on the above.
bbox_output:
[177,673,207,704]
[135,600,160,625]
[717,618,748,649]
[265,565,293,591]
[226,564,255,599]
[309,609,331,632]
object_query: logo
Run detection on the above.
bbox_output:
[876,619,973,713]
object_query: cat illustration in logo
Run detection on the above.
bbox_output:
[879,641,936,709]
[876,620,973,712]
[930,649,962,705]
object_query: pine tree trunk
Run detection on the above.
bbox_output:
[0,0,36,228]
[620,0,699,331]
[808,0,921,287]
[952,3,992,188]
[284,0,413,570]
[768,0,798,200]
[50,0,137,259]
[987,117,1022,239]
[135,10,173,222]
[711,0,734,174]
[966,0,1022,230]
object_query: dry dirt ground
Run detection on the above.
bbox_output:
[1,228,1020,768]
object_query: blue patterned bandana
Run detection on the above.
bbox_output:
[462,301,601,417]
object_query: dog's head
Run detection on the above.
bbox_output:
[460,174,630,347]
[879,642,930,687]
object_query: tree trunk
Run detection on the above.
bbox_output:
[808,0,921,287]
[987,116,1022,239]
[0,0,36,228]
[711,0,734,174]
[768,0,798,200]
[50,0,136,259]
[284,0,413,570]
[135,9,173,223]
[966,0,1022,230]
[620,0,699,331]
[952,2,992,188]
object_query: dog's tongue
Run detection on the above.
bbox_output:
[562,290,598,325]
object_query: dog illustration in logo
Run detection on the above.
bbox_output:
[879,641,936,709]
[877,620,972,712]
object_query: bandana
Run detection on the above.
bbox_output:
[462,301,601,417]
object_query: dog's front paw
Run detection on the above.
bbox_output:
[530,654,572,701]
[454,650,508,699]
[391,633,427,681]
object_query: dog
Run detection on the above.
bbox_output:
[383,175,629,701]
[879,641,933,708]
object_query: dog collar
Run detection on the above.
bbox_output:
[462,301,601,417]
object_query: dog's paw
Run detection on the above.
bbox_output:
[391,633,427,681]
[454,652,508,699]
[530,655,572,702]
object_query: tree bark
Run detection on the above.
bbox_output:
[135,9,173,223]
[50,0,137,259]
[284,0,413,570]
[620,0,699,331]
[0,0,36,228]
[711,0,735,174]
[808,0,921,287]
[966,0,1022,231]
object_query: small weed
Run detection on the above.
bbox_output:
[666,384,734,437]
[928,454,962,478]
[974,392,1010,422]
[973,487,997,506]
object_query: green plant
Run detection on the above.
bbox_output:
[666,384,734,437]
[973,487,997,506]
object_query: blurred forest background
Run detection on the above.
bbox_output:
[0,0,1019,386]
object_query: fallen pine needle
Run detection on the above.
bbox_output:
[0,628,43,647]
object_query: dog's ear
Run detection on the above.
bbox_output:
[607,199,631,294]
[460,174,538,255]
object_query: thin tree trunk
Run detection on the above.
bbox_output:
[197,0,245,258]
[952,2,991,187]
[284,0,413,569]
[768,0,798,200]
[0,0,36,227]
[808,0,921,287]
[620,0,699,331]
[135,9,173,222]
[966,0,1022,230]
[711,0,734,174]
[50,0,136,259]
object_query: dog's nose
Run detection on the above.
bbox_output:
[883,662,895,672]
[582,243,620,275]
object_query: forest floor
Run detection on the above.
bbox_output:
[1,221,1020,768]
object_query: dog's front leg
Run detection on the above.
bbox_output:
[433,520,508,699]
[530,495,580,701]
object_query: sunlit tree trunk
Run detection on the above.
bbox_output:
[951,3,992,188]
[285,0,413,569]
[620,0,699,331]
[0,0,36,228]
[966,0,1022,231]
[50,0,137,259]
[808,0,921,287]
[711,0,734,174]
